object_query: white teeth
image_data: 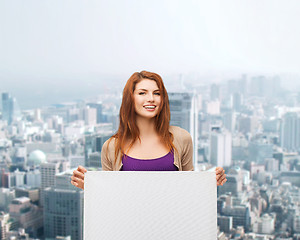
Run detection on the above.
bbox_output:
[144,106,155,109]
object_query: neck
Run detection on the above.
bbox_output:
[135,115,158,140]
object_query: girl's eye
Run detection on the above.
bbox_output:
[139,92,160,95]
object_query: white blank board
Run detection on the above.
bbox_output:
[84,171,217,240]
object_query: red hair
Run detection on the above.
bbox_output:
[105,70,178,167]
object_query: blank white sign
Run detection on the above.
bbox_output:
[84,171,217,240]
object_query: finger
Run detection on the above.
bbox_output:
[217,175,226,184]
[221,179,227,185]
[73,170,84,179]
[71,176,83,183]
[217,173,225,181]
[78,165,87,173]
[220,174,226,182]
[71,180,78,186]
[216,170,224,177]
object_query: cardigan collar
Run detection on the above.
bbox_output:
[113,126,182,171]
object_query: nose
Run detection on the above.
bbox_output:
[147,93,154,101]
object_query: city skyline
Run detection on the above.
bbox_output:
[1,73,300,238]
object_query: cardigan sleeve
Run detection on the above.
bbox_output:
[101,139,113,171]
[181,130,194,171]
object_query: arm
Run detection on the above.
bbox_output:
[101,140,113,171]
[181,132,194,171]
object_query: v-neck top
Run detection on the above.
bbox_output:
[101,125,194,171]
[121,150,179,171]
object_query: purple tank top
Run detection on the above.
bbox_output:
[121,150,178,171]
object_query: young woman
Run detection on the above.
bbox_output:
[71,71,227,189]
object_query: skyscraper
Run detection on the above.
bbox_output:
[248,140,273,164]
[1,92,21,125]
[87,102,103,124]
[169,91,198,168]
[210,128,232,167]
[44,170,83,240]
[231,93,243,112]
[280,112,300,152]
[40,162,61,207]
[210,83,220,101]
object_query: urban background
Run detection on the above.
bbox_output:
[1,0,300,239]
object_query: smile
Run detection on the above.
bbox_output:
[143,106,156,111]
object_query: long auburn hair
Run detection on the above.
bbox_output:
[105,70,178,168]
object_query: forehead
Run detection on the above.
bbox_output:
[135,79,159,91]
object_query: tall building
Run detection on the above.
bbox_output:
[0,212,11,240]
[8,197,43,237]
[238,115,259,136]
[1,92,21,125]
[210,84,220,101]
[280,112,300,152]
[238,74,248,96]
[223,111,236,133]
[67,108,80,123]
[248,140,273,164]
[0,188,15,212]
[217,216,233,233]
[231,93,243,112]
[294,215,300,233]
[44,170,84,240]
[250,76,266,97]
[218,175,241,196]
[87,102,103,124]
[84,134,111,167]
[169,92,198,168]
[252,213,275,235]
[222,205,251,232]
[83,106,97,126]
[227,80,239,96]
[205,100,220,115]
[210,128,232,167]
[40,162,61,207]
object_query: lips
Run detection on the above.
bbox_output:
[143,105,156,110]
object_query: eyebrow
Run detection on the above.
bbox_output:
[138,89,160,92]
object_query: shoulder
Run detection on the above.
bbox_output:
[169,125,192,143]
[102,137,116,152]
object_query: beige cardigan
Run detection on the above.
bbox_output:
[100,125,194,171]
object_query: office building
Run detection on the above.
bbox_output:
[87,102,103,124]
[40,162,61,207]
[248,140,273,164]
[84,134,111,167]
[222,205,251,232]
[280,112,300,152]
[217,216,233,233]
[44,170,84,240]
[1,92,21,125]
[210,84,220,101]
[253,213,275,234]
[210,128,232,167]
[8,197,43,237]
[169,92,198,168]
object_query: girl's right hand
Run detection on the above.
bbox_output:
[71,165,87,190]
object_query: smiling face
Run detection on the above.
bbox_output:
[133,79,162,119]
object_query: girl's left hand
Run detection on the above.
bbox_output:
[216,167,227,186]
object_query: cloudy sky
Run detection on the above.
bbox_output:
[0,0,300,108]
